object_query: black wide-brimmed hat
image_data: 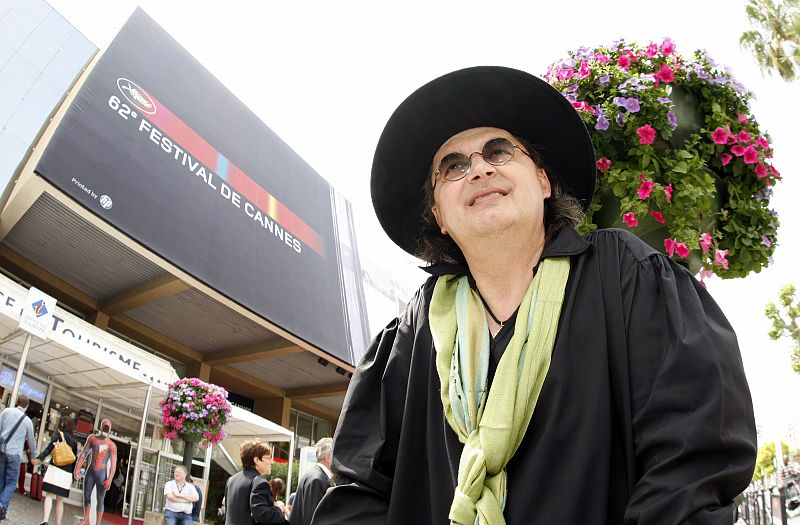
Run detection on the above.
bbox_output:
[371,66,596,256]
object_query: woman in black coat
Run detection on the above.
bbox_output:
[36,416,78,525]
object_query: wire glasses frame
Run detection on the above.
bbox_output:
[432,137,532,189]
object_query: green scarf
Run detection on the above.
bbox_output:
[429,257,570,525]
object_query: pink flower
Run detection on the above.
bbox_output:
[731,145,746,157]
[720,153,732,166]
[571,101,597,114]
[637,124,657,144]
[755,164,768,178]
[638,179,655,199]
[596,157,612,172]
[594,52,611,64]
[617,55,631,69]
[645,42,659,58]
[622,212,639,228]
[698,267,714,287]
[737,114,749,124]
[715,249,730,270]
[655,63,675,83]
[737,130,751,143]
[556,67,574,81]
[742,146,758,164]
[699,232,712,253]
[674,242,689,258]
[770,165,781,178]
[578,60,591,78]
[664,184,673,203]
[711,127,729,144]
[660,37,676,55]
[756,136,771,149]
[650,210,666,223]
[664,237,676,256]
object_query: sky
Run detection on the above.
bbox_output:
[46,0,800,444]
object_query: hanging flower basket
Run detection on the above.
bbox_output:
[544,38,781,281]
[160,378,232,447]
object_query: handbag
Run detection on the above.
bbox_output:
[0,413,26,455]
[52,432,76,466]
[42,464,73,490]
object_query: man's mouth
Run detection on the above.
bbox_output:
[469,188,507,206]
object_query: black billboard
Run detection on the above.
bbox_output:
[35,9,363,364]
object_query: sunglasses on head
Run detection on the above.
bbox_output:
[433,137,531,188]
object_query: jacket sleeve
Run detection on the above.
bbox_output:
[37,431,58,461]
[312,286,426,525]
[618,243,757,524]
[251,477,287,524]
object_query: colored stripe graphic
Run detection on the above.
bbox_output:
[147,95,325,256]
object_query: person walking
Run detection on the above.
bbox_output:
[288,438,332,525]
[0,394,37,520]
[35,415,78,525]
[224,439,287,525]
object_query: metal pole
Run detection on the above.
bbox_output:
[128,383,153,525]
[287,434,295,496]
[36,382,53,451]
[9,333,33,408]
[201,443,211,523]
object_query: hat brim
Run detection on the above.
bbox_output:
[371,66,596,256]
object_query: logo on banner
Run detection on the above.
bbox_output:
[31,300,48,317]
[19,287,56,339]
[99,195,113,209]
[117,78,156,115]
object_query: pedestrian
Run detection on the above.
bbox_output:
[186,474,202,523]
[288,438,332,525]
[163,465,198,525]
[224,439,287,524]
[269,478,287,518]
[35,415,78,525]
[311,66,758,524]
[0,394,37,520]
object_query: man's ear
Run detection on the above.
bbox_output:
[431,205,448,235]
[538,168,552,199]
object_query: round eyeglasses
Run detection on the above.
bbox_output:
[433,137,531,188]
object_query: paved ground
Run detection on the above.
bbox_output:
[3,492,117,525]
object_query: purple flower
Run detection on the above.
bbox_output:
[657,97,671,104]
[761,236,772,248]
[667,111,677,130]
[624,97,640,112]
[597,74,610,85]
[613,96,626,107]
[565,92,578,102]
[615,111,625,127]
[595,113,610,131]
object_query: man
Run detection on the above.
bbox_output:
[74,418,117,525]
[289,438,333,525]
[0,394,36,520]
[311,66,757,524]
[163,465,198,525]
[224,439,287,525]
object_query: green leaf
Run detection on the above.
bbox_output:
[613,182,627,198]
[641,152,651,169]
[673,161,689,174]
[677,150,695,159]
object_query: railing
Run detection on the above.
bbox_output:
[740,486,788,525]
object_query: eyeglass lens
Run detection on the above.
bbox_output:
[438,137,516,182]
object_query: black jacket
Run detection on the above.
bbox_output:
[312,227,757,524]
[225,468,288,525]
[289,465,333,525]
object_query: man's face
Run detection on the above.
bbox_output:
[430,127,551,248]
[174,467,186,483]
[254,453,272,476]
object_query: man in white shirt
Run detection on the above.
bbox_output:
[163,465,198,525]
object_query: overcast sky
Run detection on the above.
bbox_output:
[46,0,800,444]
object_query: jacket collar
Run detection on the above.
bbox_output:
[422,226,590,277]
